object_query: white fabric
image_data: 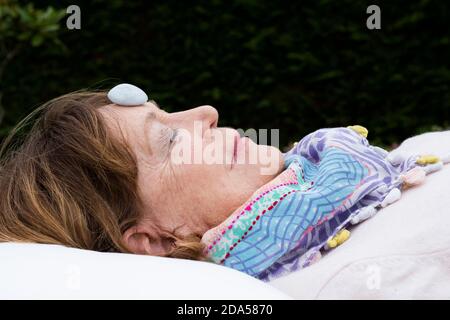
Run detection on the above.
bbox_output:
[270,131,450,299]
[0,243,291,299]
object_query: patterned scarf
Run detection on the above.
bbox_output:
[201,127,418,281]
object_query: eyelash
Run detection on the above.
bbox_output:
[159,127,178,147]
[169,128,178,144]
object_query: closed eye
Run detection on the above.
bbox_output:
[158,127,179,151]
[170,128,179,144]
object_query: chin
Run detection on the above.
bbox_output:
[256,145,284,178]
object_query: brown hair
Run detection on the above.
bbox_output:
[0,91,205,260]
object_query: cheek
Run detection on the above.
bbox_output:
[169,132,195,164]
[169,130,218,165]
[136,169,163,215]
[170,131,234,165]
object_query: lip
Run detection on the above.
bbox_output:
[232,132,240,167]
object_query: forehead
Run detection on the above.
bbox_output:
[99,101,159,117]
[97,101,160,144]
[99,101,158,127]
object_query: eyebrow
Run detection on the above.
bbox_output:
[143,98,163,132]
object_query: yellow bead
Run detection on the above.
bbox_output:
[416,155,440,165]
[327,229,351,249]
[336,229,351,244]
[327,239,338,248]
[347,125,368,138]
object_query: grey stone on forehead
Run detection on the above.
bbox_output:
[107,83,148,106]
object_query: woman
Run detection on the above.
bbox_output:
[0,91,284,260]
[2,89,439,282]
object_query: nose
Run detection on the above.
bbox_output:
[173,105,218,130]
[193,105,218,129]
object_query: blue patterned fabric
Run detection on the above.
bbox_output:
[202,128,418,281]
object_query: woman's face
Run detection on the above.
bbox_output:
[99,101,283,255]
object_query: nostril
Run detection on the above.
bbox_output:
[211,118,218,128]
[197,105,218,128]
[207,106,219,128]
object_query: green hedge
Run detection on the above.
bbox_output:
[2,0,449,147]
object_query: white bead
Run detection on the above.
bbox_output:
[350,205,377,225]
[423,161,444,175]
[381,188,401,208]
[107,83,148,106]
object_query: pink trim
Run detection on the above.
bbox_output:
[203,167,300,254]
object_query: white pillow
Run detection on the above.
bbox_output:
[0,242,291,299]
[388,130,450,160]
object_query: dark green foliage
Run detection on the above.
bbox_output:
[1,0,449,147]
[0,0,65,136]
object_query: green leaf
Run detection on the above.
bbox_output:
[31,34,44,47]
